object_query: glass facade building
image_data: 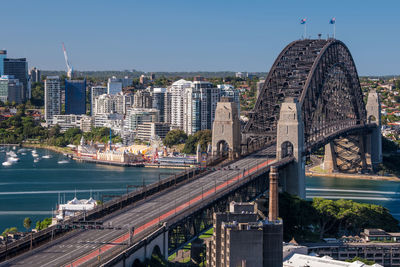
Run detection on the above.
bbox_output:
[65,79,86,115]
[3,58,28,101]
[0,50,6,76]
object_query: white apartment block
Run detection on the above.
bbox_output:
[94,93,130,115]
[170,79,192,130]
[44,76,61,125]
[91,86,107,115]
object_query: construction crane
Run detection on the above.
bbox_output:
[62,42,73,78]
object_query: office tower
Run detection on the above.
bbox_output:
[218,84,241,114]
[91,86,107,115]
[170,79,192,130]
[4,58,29,101]
[0,50,6,76]
[133,89,152,108]
[0,75,23,104]
[29,67,41,83]
[152,88,166,122]
[65,79,86,115]
[44,76,61,124]
[183,80,220,135]
[107,76,122,95]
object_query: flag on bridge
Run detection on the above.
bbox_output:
[300,18,306,24]
[330,17,336,24]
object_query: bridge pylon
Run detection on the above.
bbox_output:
[366,90,382,170]
[276,98,305,198]
[212,97,241,160]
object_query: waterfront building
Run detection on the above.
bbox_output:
[96,149,138,164]
[52,114,82,132]
[29,67,41,83]
[65,79,86,115]
[306,229,400,266]
[170,79,192,130]
[125,108,159,131]
[0,50,6,76]
[136,122,170,141]
[183,80,220,135]
[107,76,122,95]
[218,84,240,115]
[91,86,107,115]
[0,75,23,104]
[133,89,153,108]
[152,87,166,122]
[4,58,29,100]
[44,76,61,125]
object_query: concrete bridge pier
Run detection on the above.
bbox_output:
[366,90,382,171]
[276,98,305,198]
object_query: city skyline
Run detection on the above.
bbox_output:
[1,0,400,76]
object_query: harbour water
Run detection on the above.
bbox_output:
[0,147,179,232]
[1,146,400,233]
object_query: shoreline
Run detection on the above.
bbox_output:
[21,143,74,155]
[306,171,400,182]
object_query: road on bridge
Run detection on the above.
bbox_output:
[0,145,276,267]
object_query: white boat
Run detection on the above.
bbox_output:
[2,161,12,166]
[7,151,17,157]
[34,158,40,163]
[32,149,37,154]
[42,155,52,159]
[32,153,39,158]
[12,146,16,150]
[21,153,27,155]
[58,160,69,164]
[8,157,19,162]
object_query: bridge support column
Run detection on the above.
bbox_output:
[366,90,382,171]
[323,142,337,173]
[276,98,305,198]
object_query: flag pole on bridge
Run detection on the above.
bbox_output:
[330,17,336,39]
[300,18,307,39]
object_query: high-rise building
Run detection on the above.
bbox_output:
[4,58,29,101]
[133,89,152,108]
[91,86,107,115]
[0,75,23,104]
[170,79,192,130]
[107,76,122,95]
[218,84,241,115]
[164,87,172,124]
[44,76,61,125]
[124,108,159,131]
[29,67,41,83]
[65,79,86,115]
[152,88,166,122]
[0,50,6,76]
[183,80,220,135]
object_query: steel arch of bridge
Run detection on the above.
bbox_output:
[244,39,367,151]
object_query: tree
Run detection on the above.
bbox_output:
[182,130,211,154]
[23,217,32,231]
[163,130,187,147]
[345,257,375,265]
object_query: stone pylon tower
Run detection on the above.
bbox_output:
[276,98,305,198]
[366,89,382,169]
[212,97,241,160]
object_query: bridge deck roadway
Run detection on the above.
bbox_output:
[1,145,276,267]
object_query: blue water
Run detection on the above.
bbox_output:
[0,147,179,232]
[1,146,400,233]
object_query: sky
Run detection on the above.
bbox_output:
[1,0,399,75]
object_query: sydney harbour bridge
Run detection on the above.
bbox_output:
[0,39,382,266]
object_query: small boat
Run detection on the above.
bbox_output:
[58,160,69,164]
[8,157,19,162]
[34,158,40,163]
[2,161,12,166]
[32,153,39,158]
[32,150,37,154]
[7,151,17,157]
[42,155,52,159]
[21,153,27,155]
[12,146,16,150]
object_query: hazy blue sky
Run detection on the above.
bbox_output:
[2,0,399,75]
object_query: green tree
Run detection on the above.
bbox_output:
[23,217,32,231]
[163,130,187,147]
[345,257,375,265]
